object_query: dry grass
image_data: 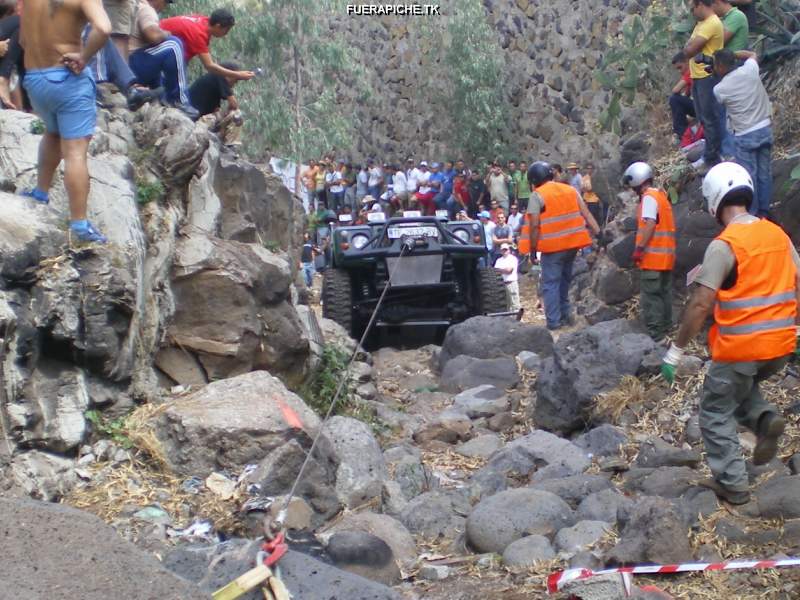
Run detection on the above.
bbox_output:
[594,375,646,424]
[63,403,249,538]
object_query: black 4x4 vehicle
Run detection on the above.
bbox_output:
[322,211,508,340]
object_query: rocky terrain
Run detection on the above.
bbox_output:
[2,47,800,599]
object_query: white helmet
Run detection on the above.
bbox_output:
[622,162,653,188]
[702,162,753,221]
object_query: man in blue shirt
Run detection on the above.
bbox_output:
[427,162,446,210]
[435,160,455,211]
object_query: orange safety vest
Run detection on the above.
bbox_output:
[636,188,676,271]
[708,219,798,362]
[536,181,592,254]
[518,213,532,255]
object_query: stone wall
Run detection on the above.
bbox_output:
[329,0,647,165]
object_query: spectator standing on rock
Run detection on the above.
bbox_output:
[623,162,676,343]
[516,160,531,212]
[507,160,518,205]
[300,231,317,288]
[20,0,111,243]
[467,169,486,217]
[713,49,773,217]
[662,162,799,505]
[495,243,521,312]
[0,0,23,110]
[356,163,368,204]
[683,0,725,173]
[507,202,523,241]
[486,163,510,213]
[566,162,582,197]
[102,0,133,59]
[714,0,749,52]
[492,211,513,264]
[669,52,696,145]
[478,211,495,265]
[526,161,600,330]
[581,163,603,228]
[367,158,383,199]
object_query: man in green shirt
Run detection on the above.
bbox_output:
[515,160,531,212]
[713,0,749,52]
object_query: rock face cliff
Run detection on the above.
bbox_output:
[0,102,315,494]
[334,0,641,163]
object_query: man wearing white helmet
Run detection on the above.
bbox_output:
[662,162,800,505]
[622,162,676,343]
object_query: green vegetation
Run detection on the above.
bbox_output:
[440,0,511,161]
[300,344,383,432]
[135,178,165,205]
[595,0,691,133]
[85,409,133,449]
[753,0,800,68]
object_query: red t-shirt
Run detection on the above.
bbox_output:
[681,68,693,95]
[160,15,210,61]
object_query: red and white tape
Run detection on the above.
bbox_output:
[547,557,800,593]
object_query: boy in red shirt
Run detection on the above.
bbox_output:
[669,51,696,145]
[160,8,254,83]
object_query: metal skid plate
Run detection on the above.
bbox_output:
[386,255,443,286]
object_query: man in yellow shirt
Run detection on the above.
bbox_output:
[683,0,724,173]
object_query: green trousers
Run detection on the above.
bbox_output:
[700,357,787,491]
[640,269,673,342]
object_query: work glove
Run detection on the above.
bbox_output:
[632,246,644,265]
[661,343,684,385]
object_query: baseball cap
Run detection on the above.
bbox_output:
[500,243,511,250]
[431,162,441,169]
[478,211,491,219]
[420,160,428,167]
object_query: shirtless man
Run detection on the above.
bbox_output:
[20,0,111,243]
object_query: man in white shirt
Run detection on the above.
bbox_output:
[367,159,383,198]
[494,243,520,312]
[326,163,345,212]
[713,49,773,217]
[415,161,434,214]
[507,203,524,240]
[406,158,420,195]
[390,164,409,211]
[478,211,496,267]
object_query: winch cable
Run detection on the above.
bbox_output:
[270,241,413,534]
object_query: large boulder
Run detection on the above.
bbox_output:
[533,319,660,434]
[438,316,553,371]
[165,232,309,387]
[466,488,576,553]
[0,497,201,598]
[320,416,389,508]
[607,496,692,565]
[323,512,418,570]
[153,371,320,476]
[439,355,520,393]
[475,429,591,487]
[163,540,400,600]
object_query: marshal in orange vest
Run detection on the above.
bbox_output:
[535,181,592,254]
[635,188,676,271]
[708,219,798,362]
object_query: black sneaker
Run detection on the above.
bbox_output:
[126,87,160,111]
[753,412,785,466]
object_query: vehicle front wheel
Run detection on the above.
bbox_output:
[322,268,355,336]
[475,267,508,315]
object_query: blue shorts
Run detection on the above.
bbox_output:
[22,67,96,139]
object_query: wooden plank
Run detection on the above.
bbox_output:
[212,564,272,600]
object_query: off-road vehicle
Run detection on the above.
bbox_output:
[321,212,508,340]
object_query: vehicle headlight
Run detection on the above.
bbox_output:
[351,234,370,249]
[453,228,470,242]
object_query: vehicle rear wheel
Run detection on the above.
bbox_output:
[476,267,508,314]
[322,268,355,336]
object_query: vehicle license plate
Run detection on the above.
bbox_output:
[388,226,439,239]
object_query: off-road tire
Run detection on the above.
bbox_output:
[476,267,509,314]
[322,268,354,336]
